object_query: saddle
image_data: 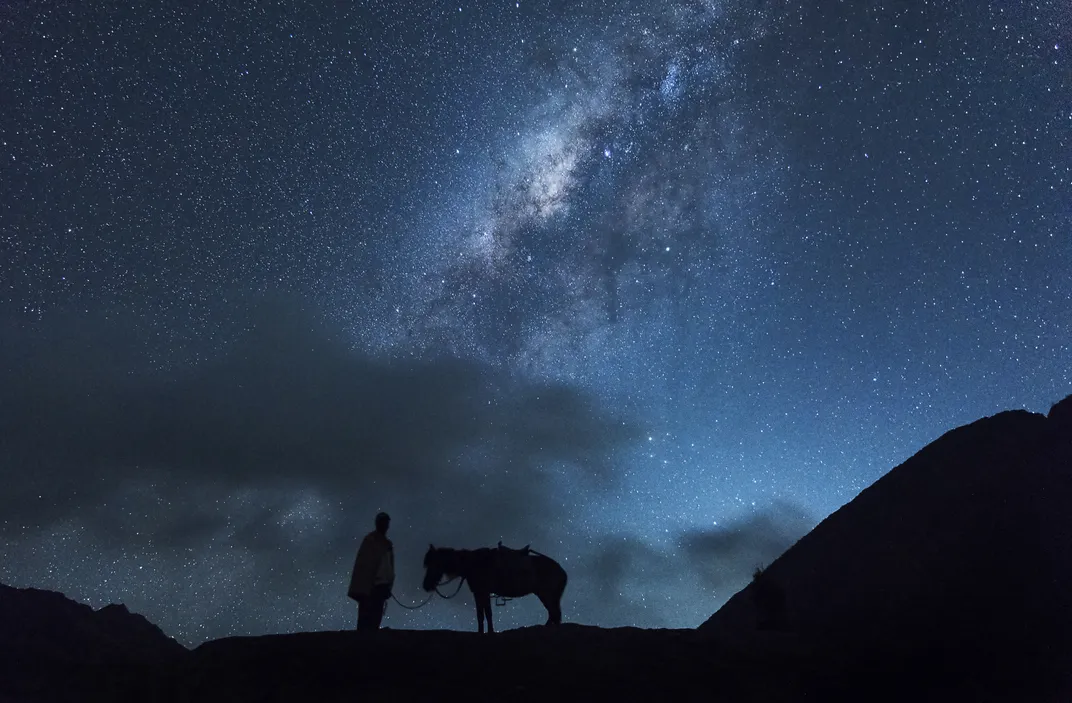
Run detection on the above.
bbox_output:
[494,541,536,595]
[497,540,532,556]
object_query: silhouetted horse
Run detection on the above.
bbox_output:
[422,543,568,634]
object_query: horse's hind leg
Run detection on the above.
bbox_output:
[537,590,563,626]
[549,598,562,625]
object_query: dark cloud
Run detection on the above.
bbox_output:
[578,535,679,627]
[578,502,815,620]
[679,501,815,590]
[0,296,654,641]
[0,297,643,543]
[0,296,822,643]
[587,536,673,598]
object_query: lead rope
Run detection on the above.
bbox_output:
[389,591,436,610]
[385,575,466,616]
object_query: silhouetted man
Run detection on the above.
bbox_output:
[348,511,395,630]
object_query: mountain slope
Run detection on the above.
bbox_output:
[0,583,188,702]
[700,394,1072,680]
[0,583,187,664]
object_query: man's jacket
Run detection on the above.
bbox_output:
[348,531,394,600]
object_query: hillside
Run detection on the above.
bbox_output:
[701,393,1072,685]
[0,583,188,702]
[0,583,186,664]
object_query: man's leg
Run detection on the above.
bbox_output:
[369,596,384,629]
[356,597,373,630]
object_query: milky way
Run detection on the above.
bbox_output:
[365,0,783,368]
[1,0,1068,646]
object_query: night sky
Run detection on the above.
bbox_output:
[1,1,1068,647]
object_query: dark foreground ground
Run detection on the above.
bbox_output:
[4,623,1070,703]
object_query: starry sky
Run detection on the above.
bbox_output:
[1,0,1068,647]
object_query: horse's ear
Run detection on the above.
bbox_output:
[428,543,435,551]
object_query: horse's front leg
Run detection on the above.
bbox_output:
[480,593,495,634]
[475,596,485,634]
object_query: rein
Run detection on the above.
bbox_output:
[387,575,465,611]
[435,576,466,599]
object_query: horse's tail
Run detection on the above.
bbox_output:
[536,551,567,594]
[543,554,567,625]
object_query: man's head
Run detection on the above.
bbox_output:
[375,511,391,534]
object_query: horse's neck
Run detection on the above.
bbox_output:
[454,549,478,576]
[456,548,496,576]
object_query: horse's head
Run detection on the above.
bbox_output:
[422,544,458,592]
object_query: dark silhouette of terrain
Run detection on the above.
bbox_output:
[704,393,1072,696]
[2,394,1070,702]
[0,583,187,701]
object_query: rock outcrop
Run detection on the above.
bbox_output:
[0,583,188,702]
[0,583,187,665]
